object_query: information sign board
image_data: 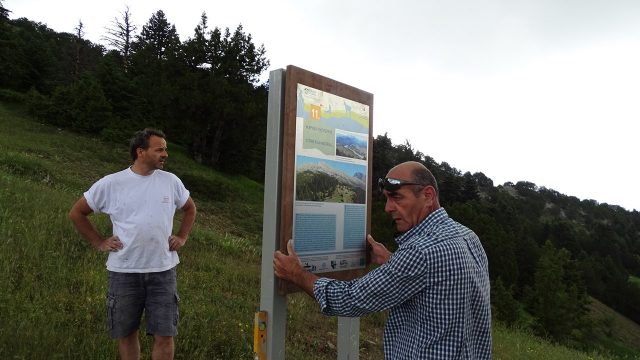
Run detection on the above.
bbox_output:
[279,66,373,292]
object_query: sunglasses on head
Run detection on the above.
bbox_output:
[378,177,423,192]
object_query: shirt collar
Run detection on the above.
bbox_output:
[395,207,448,245]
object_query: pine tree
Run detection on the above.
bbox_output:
[526,240,588,342]
[129,10,183,130]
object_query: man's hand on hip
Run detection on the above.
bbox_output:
[97,235,123,252]
[169,235,186,251]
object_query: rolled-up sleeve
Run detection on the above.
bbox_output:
[312,248,431,317]
[313,277,332,311]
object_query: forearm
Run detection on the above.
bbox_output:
[176,198,196,239]
[176,208,196,239]
[292,270,319,298]
[69,212,103,248]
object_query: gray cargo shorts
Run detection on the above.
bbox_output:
[106,267,179,338]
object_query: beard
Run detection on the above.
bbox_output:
[152,158,166,169]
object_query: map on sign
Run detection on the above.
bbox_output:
[292,84,370,274]
[296,85,369,157]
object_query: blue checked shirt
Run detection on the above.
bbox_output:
[313,208,492,359]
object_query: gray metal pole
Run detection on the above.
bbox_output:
[259,68,287,359]
[337,317,360,360]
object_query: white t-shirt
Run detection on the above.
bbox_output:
[84,167,190,273]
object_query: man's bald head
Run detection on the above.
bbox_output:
[387,161,439,197]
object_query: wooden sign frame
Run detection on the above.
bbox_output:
[279,65,374,294]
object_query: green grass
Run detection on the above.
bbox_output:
[492,322,619,360]
[0,101,638,359]
[586,297,640,359]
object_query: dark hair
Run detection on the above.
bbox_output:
[129,128,166,161]
[412,166,439,197]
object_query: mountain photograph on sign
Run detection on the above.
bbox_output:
[295,156,366,204]
[335,131,368,160]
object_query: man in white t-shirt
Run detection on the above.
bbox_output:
[69,128,196,360]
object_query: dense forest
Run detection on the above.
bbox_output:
[371,135,640,347]
[0,3,269,180]
[1,1,639,354]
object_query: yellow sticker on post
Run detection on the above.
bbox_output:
[253,311,267,360]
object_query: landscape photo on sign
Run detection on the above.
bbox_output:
[295,155,366,204]
[335,130,368,161]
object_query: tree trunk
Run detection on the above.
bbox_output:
[209,118,225,166]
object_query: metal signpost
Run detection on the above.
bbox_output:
[255,69,287,359]
[256,66,373,360]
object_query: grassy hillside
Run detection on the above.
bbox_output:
[0,101,635,359]
[587,297,640,358]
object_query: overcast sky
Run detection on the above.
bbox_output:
[6,0,640,211]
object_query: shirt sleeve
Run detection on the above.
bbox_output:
[313,246,434,317]
[83,177,110,214]
[173,175,190,209]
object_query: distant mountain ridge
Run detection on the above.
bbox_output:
[297,161,366,190]
[336,134,364,146]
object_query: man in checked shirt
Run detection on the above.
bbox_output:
[274,161,492,359]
